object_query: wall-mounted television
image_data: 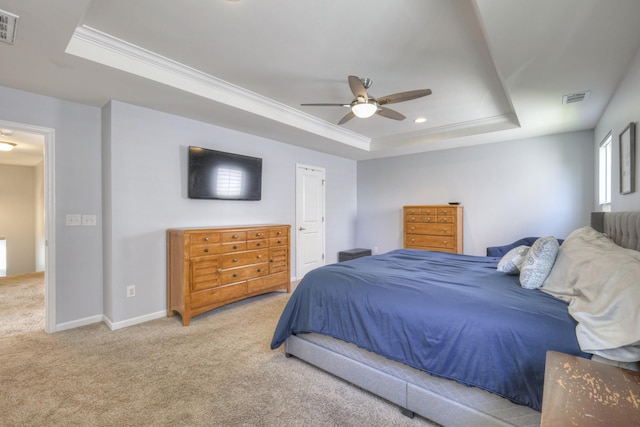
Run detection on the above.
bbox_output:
[188,146,262,201]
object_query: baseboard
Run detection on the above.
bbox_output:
[104,310,166,331]
[55,314,104,332]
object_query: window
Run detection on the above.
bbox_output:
[599,133,612,206]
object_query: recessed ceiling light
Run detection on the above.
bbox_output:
[414,117,427,124]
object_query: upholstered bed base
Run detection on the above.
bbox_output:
[285,333,540,427]
[283,211,640,427]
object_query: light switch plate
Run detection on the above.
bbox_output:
[66,214,81,226]
[82,214,97,226]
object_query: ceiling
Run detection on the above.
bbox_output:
[1,0,640,164]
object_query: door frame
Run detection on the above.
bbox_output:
[0,120,56,333]
[295,163,326,280]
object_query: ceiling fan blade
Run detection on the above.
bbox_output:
[301,103,350,107]
[377,107,406,121]
[338,111,355,125]
[348,75,368,101]
[377,89,432,106]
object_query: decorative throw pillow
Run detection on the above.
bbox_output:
[497,245,530,274]
[519,237,560,289]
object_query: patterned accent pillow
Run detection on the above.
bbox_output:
[497,245,530,274]
[519,237,560,289]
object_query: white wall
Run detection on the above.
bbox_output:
[595,46,640,211]
[103,101,357,325]
[357,131,595,256]
[35,160,45,272]
[0,85,103,325]
[0,164,36,274]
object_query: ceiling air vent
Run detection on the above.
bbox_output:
[562,91,591,105]
[0,9,18,45]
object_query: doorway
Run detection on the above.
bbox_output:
[0,120,55,333]
[295,164,325,279]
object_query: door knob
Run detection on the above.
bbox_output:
[298,227,306,231]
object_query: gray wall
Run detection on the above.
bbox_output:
[102,101,357,326]
[0,164,36,274]
[595,46,640,211]
[356,131,595,256]
[0,85,103,325]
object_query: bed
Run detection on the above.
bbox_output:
[270,211,640,426]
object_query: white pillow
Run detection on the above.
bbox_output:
[519,237,559,289]
[542,226,618,302]
[497,245,530,274]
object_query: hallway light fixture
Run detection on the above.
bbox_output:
[0,141,16,151]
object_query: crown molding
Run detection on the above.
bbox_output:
[65,25,371,151]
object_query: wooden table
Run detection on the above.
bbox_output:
[541,351,640,426]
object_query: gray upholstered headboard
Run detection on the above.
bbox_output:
[591,211,640,251]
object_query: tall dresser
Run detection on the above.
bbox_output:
[403,205,463,254]
[167,224,290,325]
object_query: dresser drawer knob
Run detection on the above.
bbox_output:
[204,237,209,241]
[233,258,238,262]
[257,268,262,273]
[411,238,415,242]
[233,234,238,239]
[232,273,237,278]
[257,254,263,259]
[204,248,209,253]
[411,227,415,231]
[256,233,262,237]
[233,245,238,250]
[256,243,261,246]
[277,240,282,244]
[443,241,448,244]
[277,231,282,235]
[217,269,223,273]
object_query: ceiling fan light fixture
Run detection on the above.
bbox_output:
[351,101,377,118]
[0,141,16,151]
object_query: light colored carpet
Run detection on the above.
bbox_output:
[0,274,438,426]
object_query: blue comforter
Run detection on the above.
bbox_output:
[271,249,589,411]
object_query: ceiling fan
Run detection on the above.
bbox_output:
[301,75,432,125]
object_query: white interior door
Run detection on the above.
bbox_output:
[296,164,325,279]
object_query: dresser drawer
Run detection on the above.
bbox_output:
[190,257,222,291]
[222,242,247,253]
[248,272,289,293]
[247,239,268,249]
[190,282,248,309]
[269,236,287,247]
[437,207,456,216]
[269,227,288,238]
[220,249,268,269]
[405,223,454,236]
[189,243,222,258]
[437,215,456,224]
[221,231,246,243]
[247,228,269,240]
[406,234,455,249]
[190,233,221,245]
[220,263,269,284]
[405,214,424,223]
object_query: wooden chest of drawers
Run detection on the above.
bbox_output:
[403,205,463,254]
[167,224,290,325]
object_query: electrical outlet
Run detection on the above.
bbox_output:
[126,285,136,298]
[373,246,379,254]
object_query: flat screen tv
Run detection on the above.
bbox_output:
[188,146,262,200]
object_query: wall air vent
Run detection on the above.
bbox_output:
[0,9,18,45]
[562,91,591,105]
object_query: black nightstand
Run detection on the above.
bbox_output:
[338,248,372,262]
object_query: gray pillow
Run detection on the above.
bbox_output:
[519,237,560,289]
[497,245,530,274]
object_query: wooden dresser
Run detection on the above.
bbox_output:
[403,205,463,254]
[167,224,290,325]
